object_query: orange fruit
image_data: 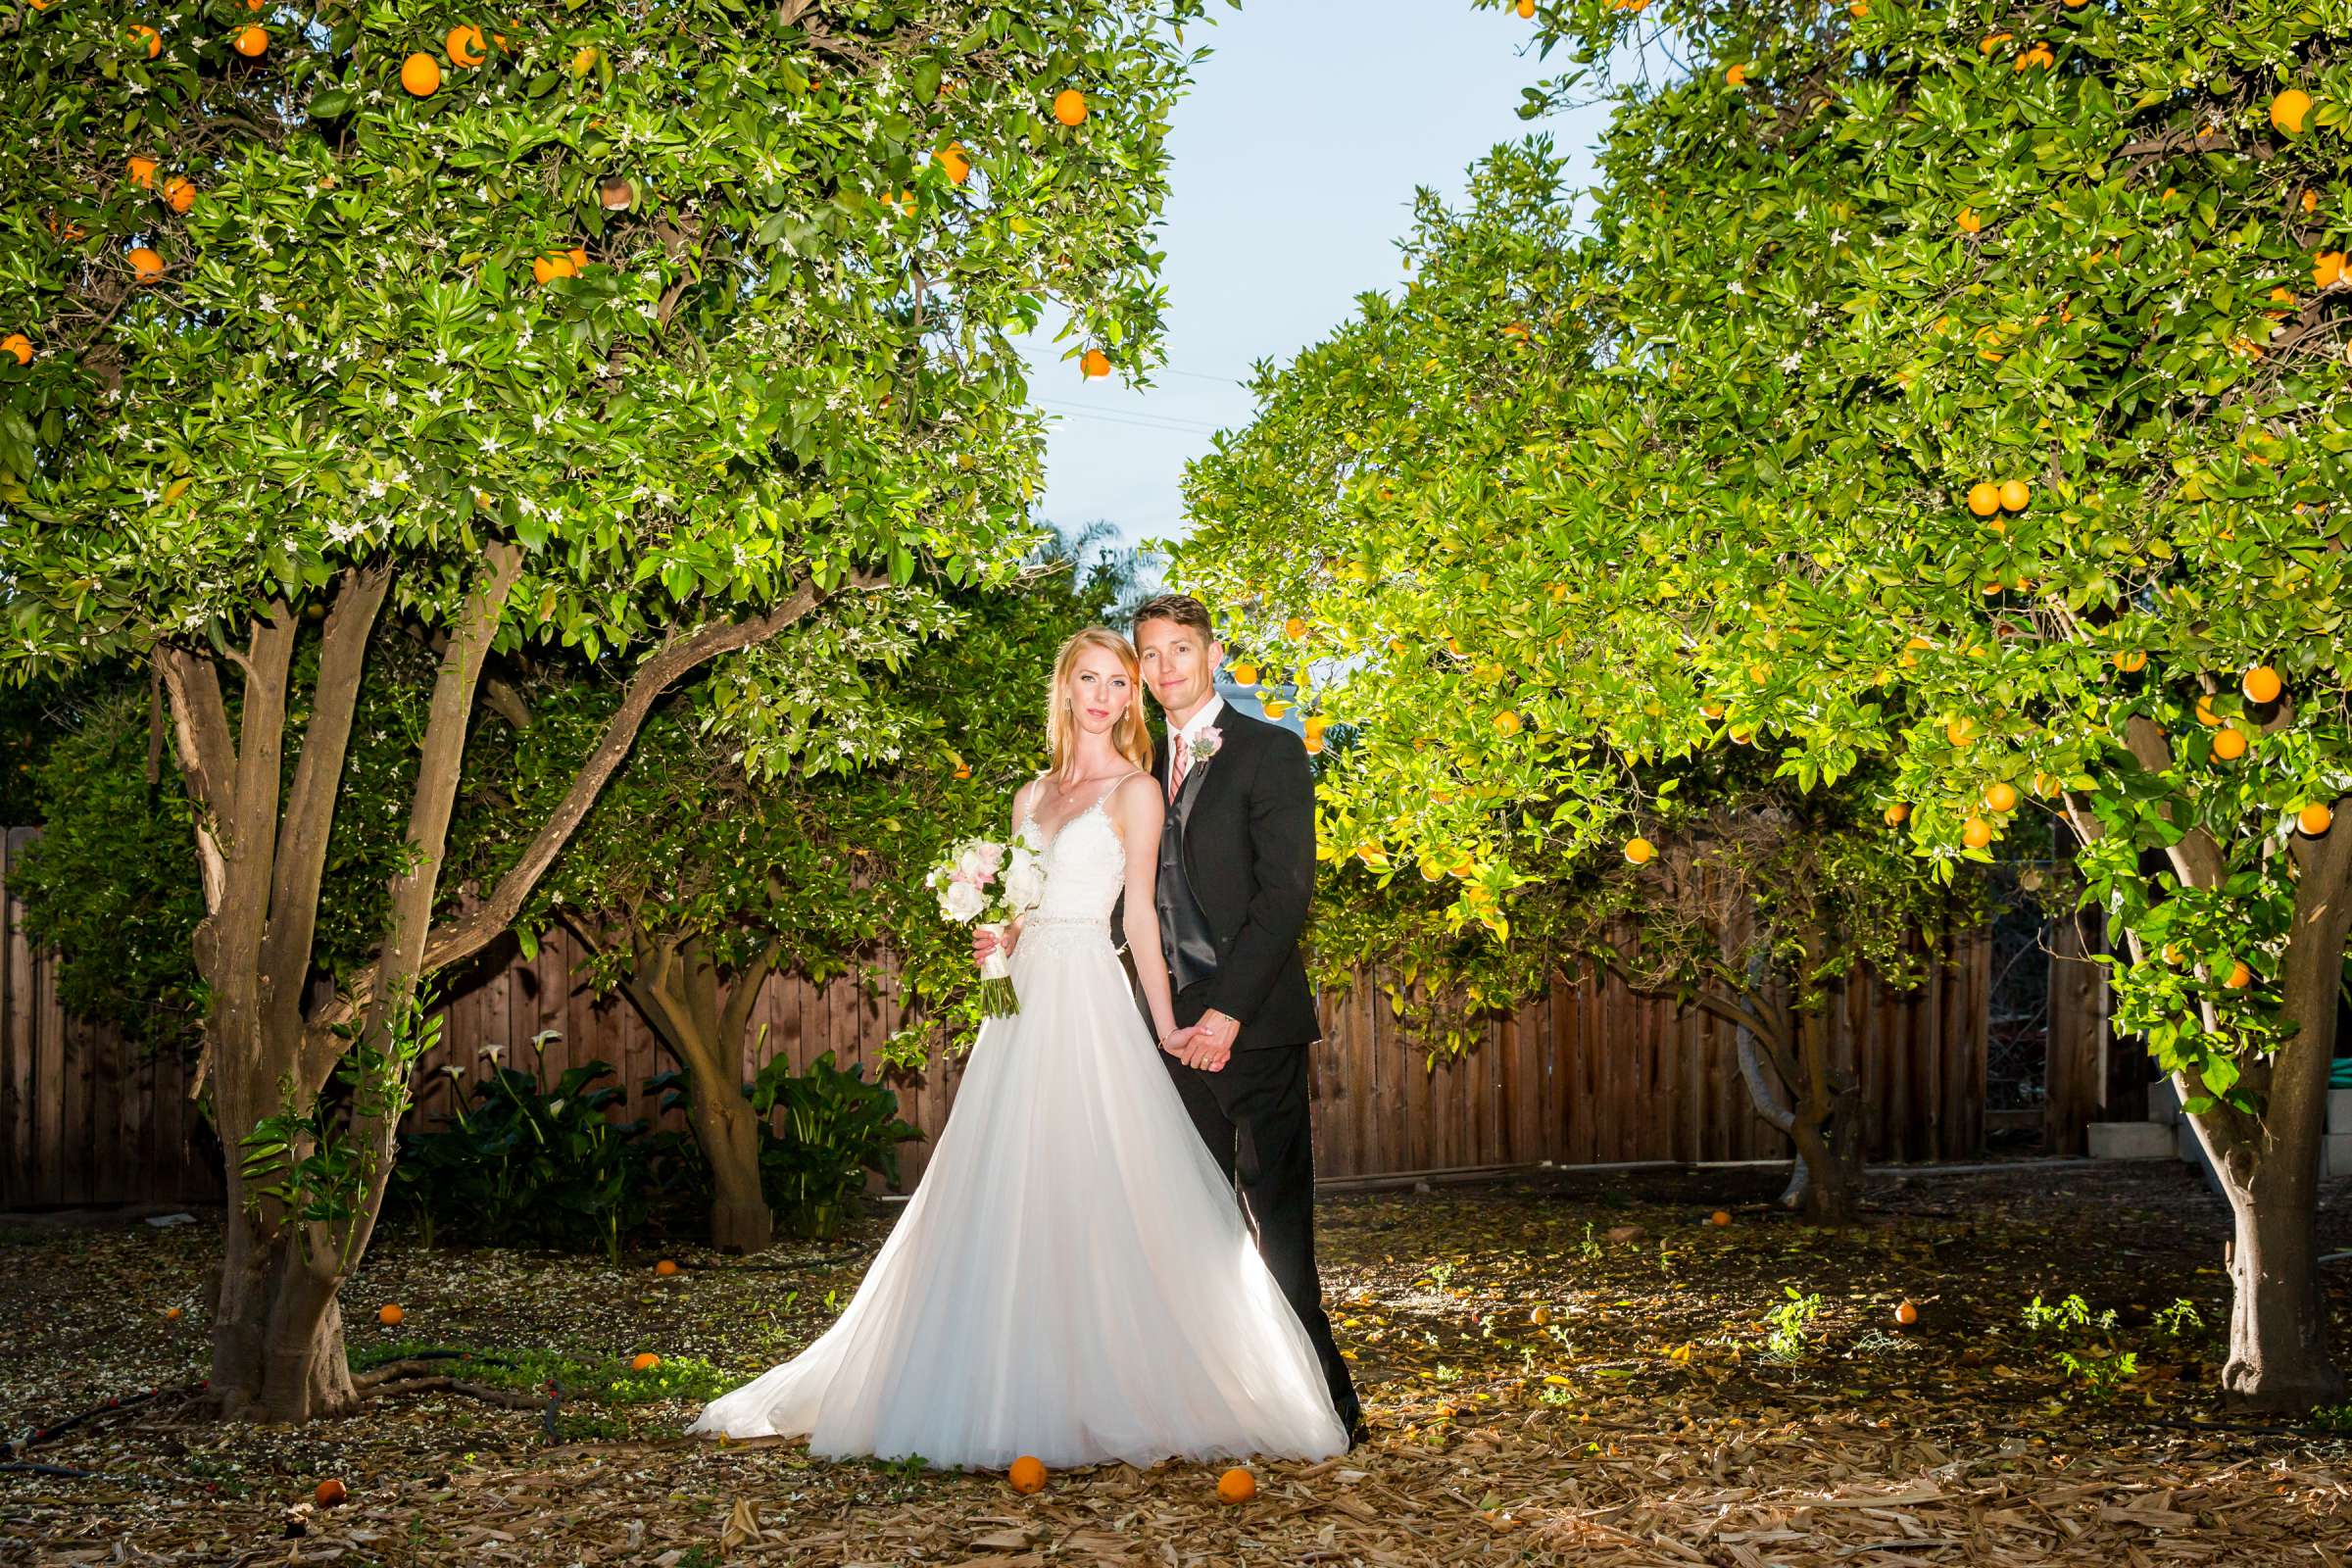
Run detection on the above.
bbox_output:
[2194,695,2220,726]
[1961,816,1993,849]
[1985,780,2019,813]
[1260,698,1291,719]
[127,155,159,188]
[1493,710,1523,737]
[532,250,579,285]
[2271,90,2315,136]
[162,176,196,214]
[1997,478,2029,512]
[232,24,266,56]
[1883,803,1909,825]
[1701,700,1726,719]
[2317,253,2347,290]
[1516,0,1535,15]
[630,1352,661,1371]
[1623,836,1657,865]
[401,52,441,96]
[2242,664,2281,704]
[1725,63,1747,86]
[2114,650,2146,672]
[315,1479,348,1507]
[654,1258,679,1276]
[247,0,264,9]
[130,23,161,57]
[1979,32,2010,54]
[571,44,601,75]
[127,246,166,282]
[1230,662,1259,687]
[936,141,972,183]
[1009,1455,1048,1494]
[1285,615,1309,641]
[377,1302,404,1326]
[1080,347,1110,378]
[2212,726,2248,760]
[1894,1299,1920,1326]
[163,1304,183,1320]
[1,334,31,367]
[2224,959,2252,989]
[2296,802,2333,836]
[1944,717,1976,748]
[1849,1,1867,15]
[1217,1467,1257,1504]
[1957,208,1982,234]
[447,24,486,67]
[1709,1209,1732,1226]
[1052,87,1087,125]
[1965,482,2000,516]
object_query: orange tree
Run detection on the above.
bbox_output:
[1181,142,1971,1219]
[1,0,1202,1421]
[1194,0,2352,1406]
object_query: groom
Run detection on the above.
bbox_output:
[1130,593,1363,1446]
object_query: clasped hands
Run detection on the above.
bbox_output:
[971,926,1236,1071]
[1160,1009,1237,1073]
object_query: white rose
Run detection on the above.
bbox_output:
[943,879,987,922]
[1003,858,1045,910]
[975,840,1007,874]
[956,843,991,878]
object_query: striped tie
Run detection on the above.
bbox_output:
[1169,732,1190,803]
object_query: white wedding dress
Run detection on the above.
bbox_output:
[687,778,1348,1469]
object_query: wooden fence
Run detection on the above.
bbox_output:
[3,823,1990,1208]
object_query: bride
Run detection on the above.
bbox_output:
[688,626,1348,1469]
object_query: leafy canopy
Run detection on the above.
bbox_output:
[3,0,1209,662]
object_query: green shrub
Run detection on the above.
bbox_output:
[752,1052,920,1241]
[393,1042,654,1263]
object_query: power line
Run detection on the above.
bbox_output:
[1034,400,1226,436]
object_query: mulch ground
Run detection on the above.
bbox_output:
[5,1159,2350,1566]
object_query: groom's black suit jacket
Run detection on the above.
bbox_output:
[1148,706,1321,1051]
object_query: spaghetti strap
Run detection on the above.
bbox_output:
[1091,769,1144,813]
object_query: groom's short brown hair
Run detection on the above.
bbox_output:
[1132,593,1215,641]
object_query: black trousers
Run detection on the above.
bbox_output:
[1160,1043,1359,1426]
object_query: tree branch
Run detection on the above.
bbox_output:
[262,563,393,1045]
[320,576,869,1028]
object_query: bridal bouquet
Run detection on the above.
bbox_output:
[926,832,1046,1016]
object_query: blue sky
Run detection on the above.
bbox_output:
[1017,2,1616,557]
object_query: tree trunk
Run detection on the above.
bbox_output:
[2076,734,2350,1412]
[1734,1025,1811,1210]
[1788,999,1861,1224]
[701,1089,773,1254]
[258,1248,360,1422]
[2193,855,2349,1411]
[616,931,778,1254]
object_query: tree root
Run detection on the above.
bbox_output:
[361,1375,549,1410]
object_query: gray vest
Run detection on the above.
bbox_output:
[1154,790,1220,996]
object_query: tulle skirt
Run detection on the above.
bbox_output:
[686,919,1348,1469]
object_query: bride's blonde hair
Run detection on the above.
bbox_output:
[1047,627,1154,775]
